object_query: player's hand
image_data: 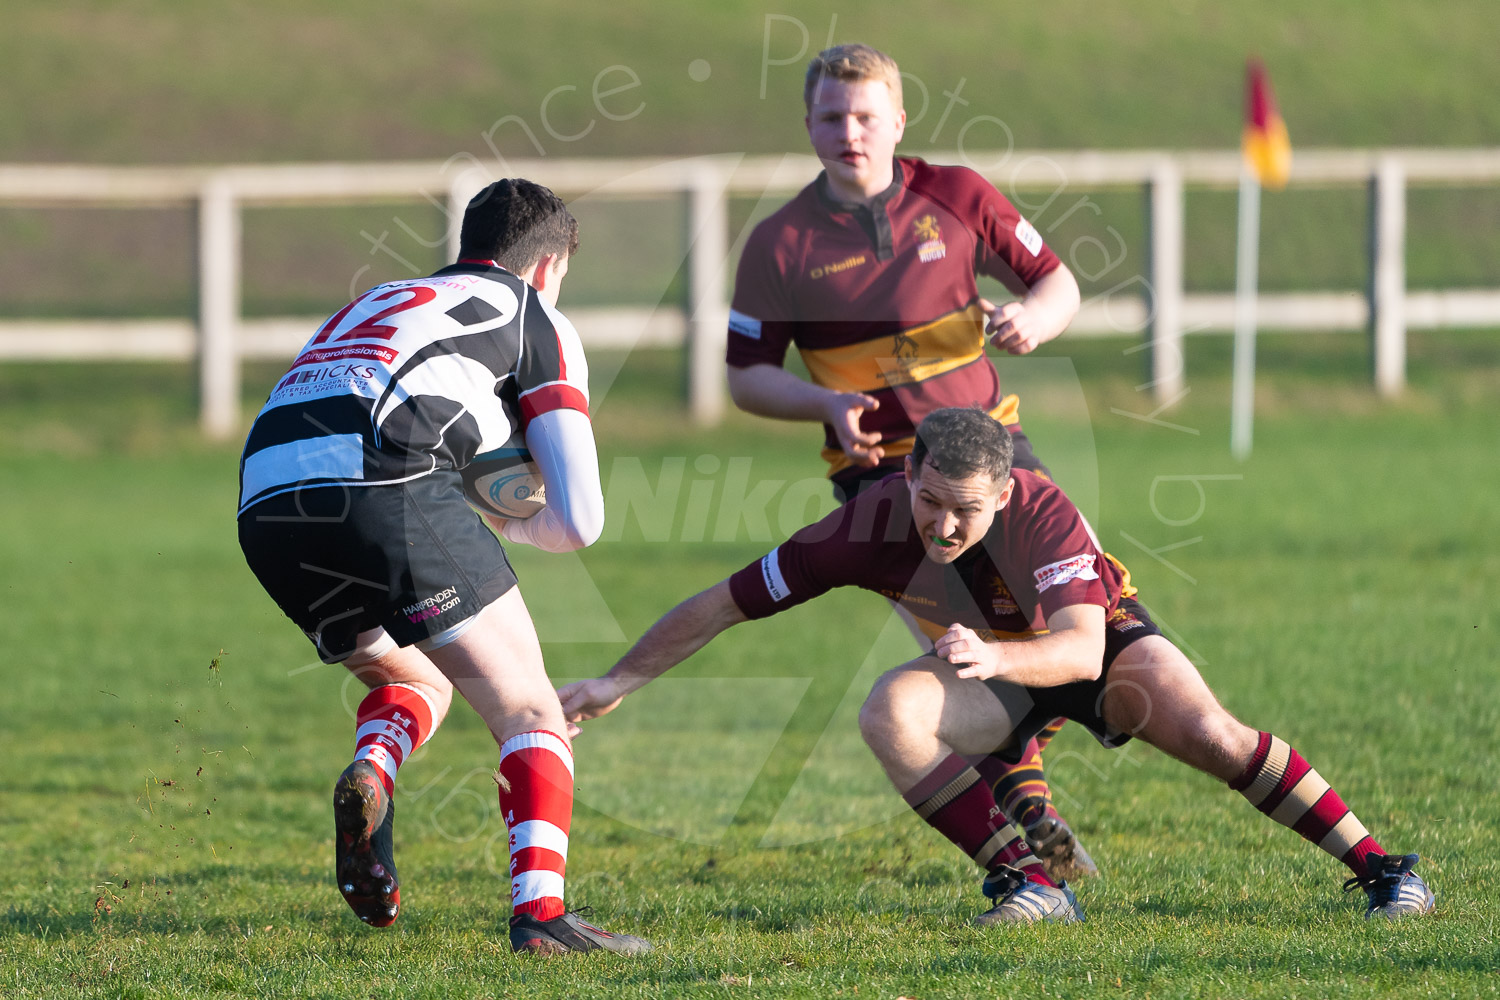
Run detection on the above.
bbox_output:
[825,392,884,467]
[557,676,630,726]
[981,298,1043,356]
[935,623,1004,680]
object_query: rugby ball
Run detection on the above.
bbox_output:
[461,445,547,520]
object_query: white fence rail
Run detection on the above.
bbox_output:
[3,149,1499,438]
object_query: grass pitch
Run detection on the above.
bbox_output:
[1,334,1498,998]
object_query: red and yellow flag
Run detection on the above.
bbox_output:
[1242,58,1291,189]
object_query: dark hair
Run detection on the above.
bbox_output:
[910,407,1013,484]
[458,178,579,273]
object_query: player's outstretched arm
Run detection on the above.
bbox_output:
[726,364,885,467]
[935,603,1105,685]
[558,580,750,723]
[490,408,604,553]
[984,264,1082,356]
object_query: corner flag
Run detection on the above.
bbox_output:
[1243,59,1291,190]
[1231,58,1291,460]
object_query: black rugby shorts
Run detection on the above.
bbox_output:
[982,596,1164,761]
[238,472,518,663]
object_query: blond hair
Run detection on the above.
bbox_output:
[804,44,903,111]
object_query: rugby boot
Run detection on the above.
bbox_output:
[975,865,1083,925]
[509,908,653,955]
[1025,811,1099,882]
[1343,853,1435,918]
[333,760,400,926]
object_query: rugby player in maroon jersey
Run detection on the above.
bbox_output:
[560,408,1434,924]
[725,42,1089,880]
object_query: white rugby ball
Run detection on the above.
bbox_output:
[462,446,547,520]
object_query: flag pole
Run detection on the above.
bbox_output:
[1231,164,1260,460]
[1233,56,1288,461]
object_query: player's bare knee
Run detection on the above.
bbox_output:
[858,685,899,747]
[494,702,567,744]
[860,669,938,746]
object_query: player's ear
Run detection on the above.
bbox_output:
[903,455,915,483]
[529,253,557,293]
[994,476,1014,510]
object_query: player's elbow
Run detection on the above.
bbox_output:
[1067,637,1106,683]
[557,495,605,551]
[1049,264,1082,320]
[1070,658,1103,684]
[725,365,758,411]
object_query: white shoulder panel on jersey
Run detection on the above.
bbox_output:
[534,296,591,404]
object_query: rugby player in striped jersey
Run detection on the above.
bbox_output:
[237,179,648,955]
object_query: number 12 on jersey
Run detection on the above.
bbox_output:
[307,286,438,346]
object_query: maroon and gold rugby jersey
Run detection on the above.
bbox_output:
[728,156,1061,480]
[728,470,1127,644]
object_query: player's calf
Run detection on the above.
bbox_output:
[1229,731,1436,917]
[973,738,1100,882]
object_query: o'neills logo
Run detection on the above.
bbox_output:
[878,588,937,607]
[810,254,867,280]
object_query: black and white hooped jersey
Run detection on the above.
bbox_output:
[238,261,589,516]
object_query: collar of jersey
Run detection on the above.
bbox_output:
[433,259,519,284]
[814,159,903,261]
[815,158,904,214]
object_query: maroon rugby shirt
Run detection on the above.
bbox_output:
[728,157,1061,477]
[728,470,1124,642]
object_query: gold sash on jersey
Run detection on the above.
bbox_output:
[797,304,987,393]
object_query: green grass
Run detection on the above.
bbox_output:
[7,1,1500,161]
[2,334,1498,996]
[6,1,1500,320]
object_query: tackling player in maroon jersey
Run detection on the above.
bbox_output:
[560,408,1434,924]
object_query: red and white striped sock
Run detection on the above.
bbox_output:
[498,730,574,921]
[352,684,436,794]
[1229,731,1384,876]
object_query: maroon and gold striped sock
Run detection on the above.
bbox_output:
[1033,717,1067,753]
[1228,732,1384,876]
[974,721,1067,837]
[903,754,1055,887]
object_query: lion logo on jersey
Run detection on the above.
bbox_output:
[913,215,946,263]
[987,574,1020,616]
